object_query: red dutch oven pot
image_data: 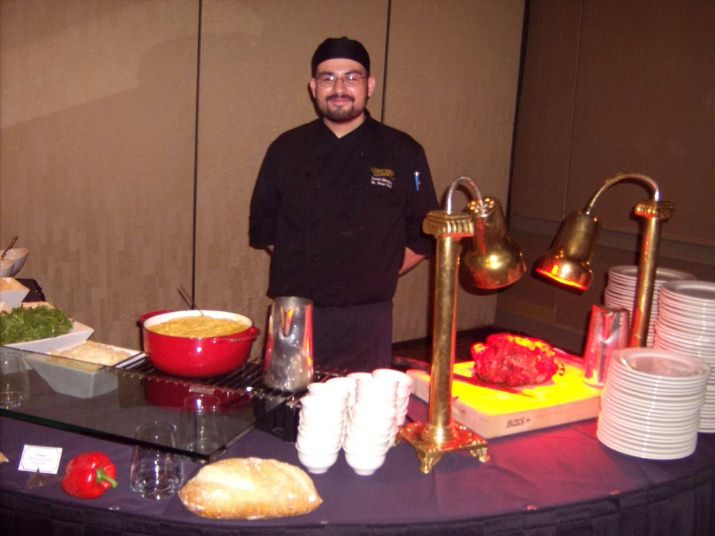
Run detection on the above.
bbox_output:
[139,309,260,378]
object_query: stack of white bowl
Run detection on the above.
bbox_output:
[294,369,413,476]
[597,347,710,460]
[653,279,715,432]
[603,265,695,347]
[373,368,413,425]
[294,380,351,474]
[343,373,398,475]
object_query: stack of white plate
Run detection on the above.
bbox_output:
[603,266,695,346]
[654,279,715,432]
[597,347,709,460]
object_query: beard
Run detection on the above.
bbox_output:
[318,94,365,123]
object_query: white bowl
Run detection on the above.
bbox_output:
[343,434,393,453]
[0,277,29,308]
[296,423,345,442]
[295,446,339,474]
[299,406,346,426]
[344,450,387,476]
[325,376,357,393]
[349,403,397,422]
[0,260,13,277]
[295,433,343,453]
[346,372,373,382]
[373,368,414,390]
[2,248,28,277]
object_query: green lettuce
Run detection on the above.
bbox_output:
[0,306,73,344]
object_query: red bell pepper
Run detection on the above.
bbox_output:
[60,451,118,499]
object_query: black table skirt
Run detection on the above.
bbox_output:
[1,403,714,536]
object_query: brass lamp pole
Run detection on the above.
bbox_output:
[399,176,525,473]
[534,173,674,346]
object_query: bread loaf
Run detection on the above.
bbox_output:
[47,340,131,367]
[178,457,322,519]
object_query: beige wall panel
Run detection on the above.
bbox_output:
[0,0,199,348]
[387,0,525,339]
[564,1,715,245]
[499,0,715,353]
[0,0,525,356]
[195,0,388,354]
[510,0,582,219]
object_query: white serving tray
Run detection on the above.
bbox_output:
[22,351,118,399]
[21,343,139,399]
[6,320,94,354]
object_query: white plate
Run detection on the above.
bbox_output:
[598,418,698,447]
[658,298,715,317]
[597,419,697,459]
[608,265,695,284]
[660,280,715,306]
[603,379,707,406]
[601,391,704,420]
[613,348,710,380]
[656,310,715,334]
[600,404,700,435]
[5,320,94,353]
[653,336,715,358]
[608,365,710,397]
[655,322,715,344]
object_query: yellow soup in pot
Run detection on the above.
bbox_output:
[148,316,249,338]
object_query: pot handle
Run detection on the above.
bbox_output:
[211,325,260,343]
[138,309,175,325]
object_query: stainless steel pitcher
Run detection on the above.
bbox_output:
[263,296,314,391]
[583,304,630,387]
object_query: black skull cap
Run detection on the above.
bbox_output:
[311,36,370,75]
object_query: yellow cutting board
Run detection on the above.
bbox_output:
[407,360,602,438]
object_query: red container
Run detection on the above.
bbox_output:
[140,309,260,378]
[142,375,252,409]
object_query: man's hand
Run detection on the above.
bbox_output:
[399,247,425,275]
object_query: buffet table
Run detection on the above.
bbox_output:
[1,286,713,534]
[2,400,714,535]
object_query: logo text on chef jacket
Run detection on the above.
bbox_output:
[370,167,395,189]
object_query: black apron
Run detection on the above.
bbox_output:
[312,301,393,373]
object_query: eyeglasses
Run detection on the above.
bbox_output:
[315,72,366,88]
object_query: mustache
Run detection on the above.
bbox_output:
[326,94,355,102]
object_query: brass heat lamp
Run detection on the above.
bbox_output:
[534,173,674,346]
[398,176,525,473]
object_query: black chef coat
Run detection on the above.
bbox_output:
[249,113,438,308]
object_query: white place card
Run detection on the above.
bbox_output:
[18,444,63,474]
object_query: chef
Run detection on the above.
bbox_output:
[249,36,438,372]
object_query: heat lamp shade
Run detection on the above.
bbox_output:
[463,197,525,290]
[533,210,599,291]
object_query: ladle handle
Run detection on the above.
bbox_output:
[177,285,205,316]
[1,236,18,260]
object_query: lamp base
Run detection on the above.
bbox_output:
[397,420,489,473]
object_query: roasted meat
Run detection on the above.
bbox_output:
[471,333,564,387]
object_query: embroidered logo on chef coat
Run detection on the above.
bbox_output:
[370,167,395,189]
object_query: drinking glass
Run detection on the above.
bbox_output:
[129,421,183,500]
[0,348,30,409]
[178,393,220,454]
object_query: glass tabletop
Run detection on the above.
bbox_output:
[0,346,259,460]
